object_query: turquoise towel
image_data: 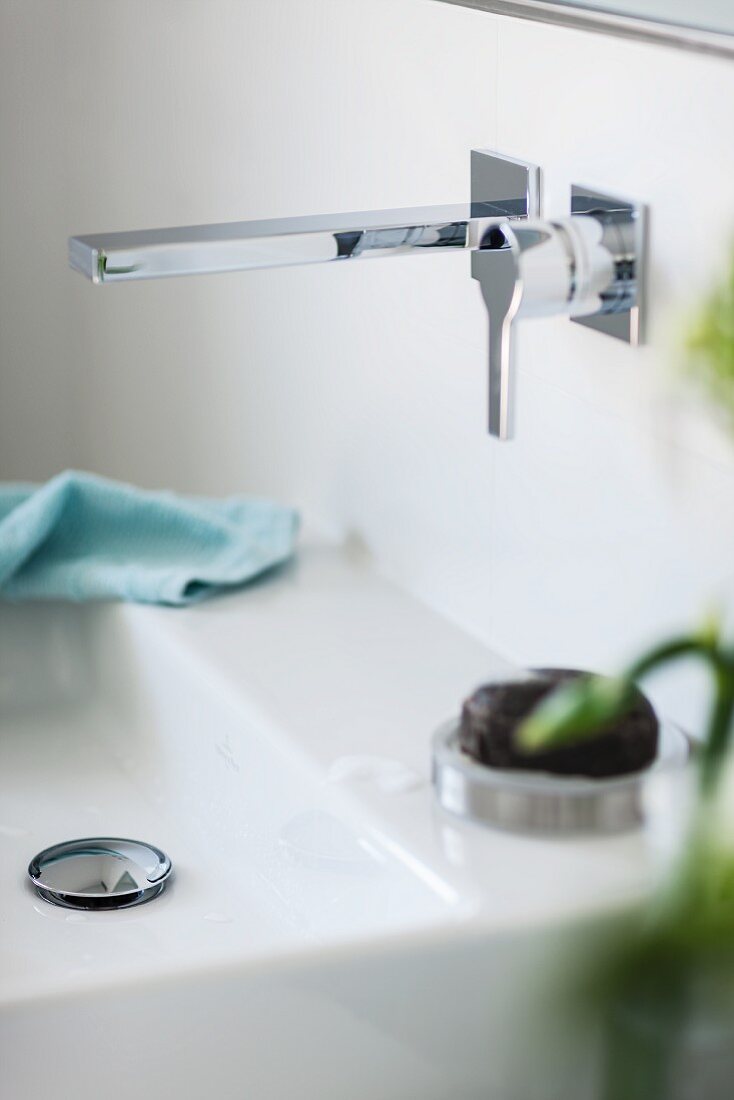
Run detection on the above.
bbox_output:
[0,471,298,605]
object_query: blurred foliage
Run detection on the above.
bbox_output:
[504,254,734,1093]
[517,621,733,793]
[686,249,734,433]
[515,621,734,1099]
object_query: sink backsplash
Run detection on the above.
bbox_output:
[1,0,732,736]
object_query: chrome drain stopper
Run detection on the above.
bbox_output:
[28,837,172,911]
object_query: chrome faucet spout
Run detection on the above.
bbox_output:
[68,202,529,285]
[67,151,644,441]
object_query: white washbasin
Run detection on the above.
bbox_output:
[0,544,654,1099]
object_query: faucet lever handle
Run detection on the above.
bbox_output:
[472,216,628,440]
[471,230,523,440]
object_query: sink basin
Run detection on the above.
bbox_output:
[0,545,654,1099]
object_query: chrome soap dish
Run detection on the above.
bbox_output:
[432,670,692,835]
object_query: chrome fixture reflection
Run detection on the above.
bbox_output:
[68,150,646,440]
[28,837,173,910]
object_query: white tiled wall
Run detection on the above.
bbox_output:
[1,0,733,732]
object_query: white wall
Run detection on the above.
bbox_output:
[1,0,733,733]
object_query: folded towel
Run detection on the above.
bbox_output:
[0,471,298,605]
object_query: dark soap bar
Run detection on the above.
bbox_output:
[459,669,659,779]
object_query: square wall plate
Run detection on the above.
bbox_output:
[471,149,540,219]
[571,184,647,345]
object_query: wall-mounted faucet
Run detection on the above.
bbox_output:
[69,150,645,440]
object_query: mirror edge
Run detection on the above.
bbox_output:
[436,0,734,60]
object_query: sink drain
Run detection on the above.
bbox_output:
[28,837,172,911]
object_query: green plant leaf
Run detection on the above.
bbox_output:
[516,674,632,753]
[686,249,734,433]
